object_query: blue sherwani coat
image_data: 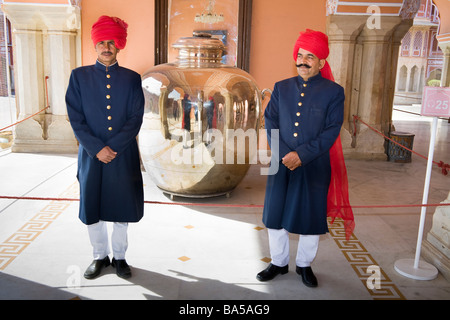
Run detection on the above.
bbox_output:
[262,73,344,235]
[65,61,145,225]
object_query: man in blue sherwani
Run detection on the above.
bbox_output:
[256,30,346,287]
[65,16,145,279]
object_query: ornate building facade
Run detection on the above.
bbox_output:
[394,0,442,105]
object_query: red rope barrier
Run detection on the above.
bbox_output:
[0,106,49,132]
[44,76,50,109]
[0,195,449,209]
[352,115,449,175]
[0,76,50,132]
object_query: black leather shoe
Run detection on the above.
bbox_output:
[112,258,132,279]
[256,263,289,281]
[84,256,110,279]
[296,266,318,287]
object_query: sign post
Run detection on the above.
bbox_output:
[394,86,450,280]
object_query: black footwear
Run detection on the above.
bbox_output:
[296,266,318,287]
[84,256,110,279]
[112,258,132,279]
[256,263,289,281]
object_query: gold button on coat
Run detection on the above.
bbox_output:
[293,133,298,137]
[303,83,307,87]
[106,95,111,99]
[295,122,299,126]
[296,112,301,116]
[301,93,305,97]
[106,74,111,78]
[107,116,112,120]
[107,105,111,110]
[108,127,113,131]
[107,84,111,89]
[298,102,302,106]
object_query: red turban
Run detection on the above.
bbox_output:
[293,29,334,81]
[294,29,355,239]
[91,16,128,50]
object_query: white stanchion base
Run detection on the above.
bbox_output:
[394,258,438,280]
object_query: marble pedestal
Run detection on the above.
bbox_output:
[422,192,450,281]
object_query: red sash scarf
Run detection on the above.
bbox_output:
[328,136,355,240]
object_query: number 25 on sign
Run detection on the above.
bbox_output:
[421,86,450,117]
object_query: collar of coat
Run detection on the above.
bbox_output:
[297,72,323,85]
[95,60,119,72]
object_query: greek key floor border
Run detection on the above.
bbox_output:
[328,218,406,300]
[0,183,79,270]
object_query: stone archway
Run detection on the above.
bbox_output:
[326,10,415,159]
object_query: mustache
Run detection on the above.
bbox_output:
[296,63,311,68]
[101,51,113,55]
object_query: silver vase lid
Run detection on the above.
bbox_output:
[172,32,226,66]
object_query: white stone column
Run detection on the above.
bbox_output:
[13,29,45,116]
[327,15,367,152]
[439,44,450,87]
[2,3,81,153]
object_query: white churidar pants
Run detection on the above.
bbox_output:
[268,228,320,267]
[87,220,128,260]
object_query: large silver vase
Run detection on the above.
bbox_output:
[140,33,262,198]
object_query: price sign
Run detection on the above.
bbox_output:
[421,86,450,117]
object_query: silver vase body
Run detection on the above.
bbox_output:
[140,34,261,197]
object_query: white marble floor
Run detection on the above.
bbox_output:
[0,107,448,302]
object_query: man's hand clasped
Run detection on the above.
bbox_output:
[282,151,302,171]
[96,146,117,164]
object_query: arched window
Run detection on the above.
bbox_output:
[409,66,418,92]
[418,66,425,93]
[401,32,411,56]
[422,32,428,57]
[430,31,442,56]
[1,17,14,96]
[397,65,407,91]
[412,31,422,56]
